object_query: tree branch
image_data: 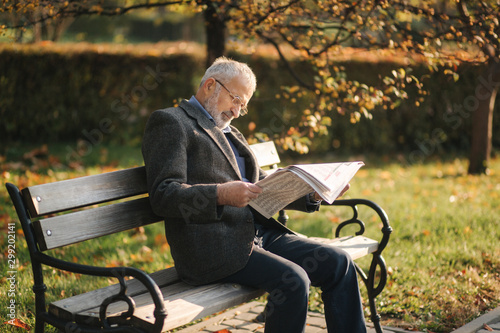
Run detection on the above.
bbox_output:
[256,30,315,91]
[5,0,188,29]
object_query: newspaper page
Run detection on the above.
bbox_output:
[249,161,364,219]
[287,161,364,203]
[249,171,313,219]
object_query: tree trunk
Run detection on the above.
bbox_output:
[203,2,226,68]
[468,61,500,174]
[33,7,43,42]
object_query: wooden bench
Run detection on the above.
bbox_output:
[6,141,392,333]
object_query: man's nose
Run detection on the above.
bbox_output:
[230,105,241,118]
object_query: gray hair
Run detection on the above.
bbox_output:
[200,56,257,93]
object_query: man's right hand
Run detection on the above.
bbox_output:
[217,181,263,208]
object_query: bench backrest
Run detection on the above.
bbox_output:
[20,141,280,251]
[22,167,160,251]
[249,141,280,170]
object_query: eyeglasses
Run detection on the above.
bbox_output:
[214,79,248,116]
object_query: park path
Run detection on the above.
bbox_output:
[176,301,500,333]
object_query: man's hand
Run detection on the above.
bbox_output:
[337,183,350,198]
[313,183,350,201]
[217,181,263,208]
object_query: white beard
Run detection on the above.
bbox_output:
[205,89,233,129]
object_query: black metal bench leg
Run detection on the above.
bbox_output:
[33,283,47,333]
[355,253,388,333]
[369,297,383,333]
[34,320,45,333]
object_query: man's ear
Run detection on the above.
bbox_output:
[195,77,216,104]
[204,78,216,93]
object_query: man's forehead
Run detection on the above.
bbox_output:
[228,77,253,103]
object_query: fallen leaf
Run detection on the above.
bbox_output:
[329,216,340,223]
[4,318,31,330]
[154,234,165,245]
[361,189,372,196]
[483,323,493,331]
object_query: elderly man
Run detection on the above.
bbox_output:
[142,57,366,333]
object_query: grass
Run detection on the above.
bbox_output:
[1,143,499,332]
[287,155,500,332]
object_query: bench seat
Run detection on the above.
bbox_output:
[49,235,378,332]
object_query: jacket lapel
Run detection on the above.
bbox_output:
[226,130,260,183]
[180,100,242,180]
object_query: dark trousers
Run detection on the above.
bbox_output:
[219,223,367,333]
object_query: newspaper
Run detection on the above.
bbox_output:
[249,161,364,219]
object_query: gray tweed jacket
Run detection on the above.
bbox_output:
[142,100,315,285]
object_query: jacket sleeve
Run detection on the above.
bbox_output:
[142,109,222,223]
[283,193,321,213]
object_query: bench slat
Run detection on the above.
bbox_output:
[51,235,377,332]
[22,166,148,217]
[49,268,180,322]
[33,197,162,251]
[77,282,265,331]
[140,283,263,331]
[309,235,379,260]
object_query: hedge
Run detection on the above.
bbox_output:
[1,42,498,157]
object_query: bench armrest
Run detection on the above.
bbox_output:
[324,198,392,255]
[35,253,167,331]
[327,199,391,332]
